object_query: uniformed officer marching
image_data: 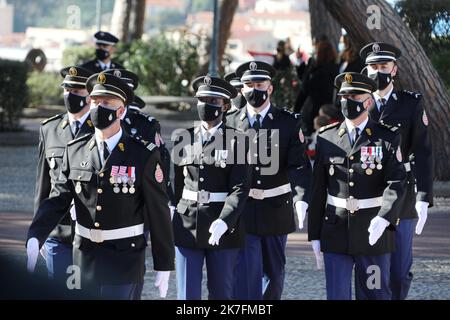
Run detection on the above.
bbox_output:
[308,72,407,300]
[103,68,174,205]
[226,61,312,300]
[80,31,124,74]
[224,71,247,118]
[172,75,251,300]
[26,72,175,299]
[360,42,433,300]
[34,65,94,281]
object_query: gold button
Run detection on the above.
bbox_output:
[96,205,102,211]
[257,180,261,184]
[94,222,100,227]
[99,172,104,177]
[325,216,328,220]
[349,182,354,187]
[199,177,204,182]
[131,243,135,247]
[349,156,354,160]
[255,167,260,171]
[349,169,354,173]
[97,188,103,194]
[200,165,204,169]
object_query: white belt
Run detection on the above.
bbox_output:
[75,222,144,243]
[404,162,411,172]
[327,194,383,212]
[249,183,291,200]
[182,189,228,204]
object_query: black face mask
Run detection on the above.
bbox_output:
[340,98,369,120]
[197,102,222,121]
[64,92,87,114]
[231,93,247,109]
[95,48,110,61]
[368,71,392,91]
[243,88,268,108]
[90,104,118,130]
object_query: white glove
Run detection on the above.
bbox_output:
[26,237,39,273]
[208,219,228,246]
[295,201,308,230]
[154,271,170,298]
[415,201,429,235]
[368,216,390,246]
[311,240,323,270]
[169,205,175,221]
[70,201,76,221]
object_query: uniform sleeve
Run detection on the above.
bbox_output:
[377,134,407,226]
[307,136,328,241]
[27,147,73,247]
[219,135,252,229]
[289,118,312,204]
[142,151,175,271]
[411,99,433,206]
[33,126,50,215]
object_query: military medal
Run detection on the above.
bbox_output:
[128,166,136,194]
[366,168,373,175]
[50,157,56,169]
[75,181,82,194]
[111,166,120,193]
[361,147,368,169]
[329,165,335,176]
[119,166,128,193]
[220,162,226,168]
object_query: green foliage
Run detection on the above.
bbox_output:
[0,59,29,131]
[271,66,301,110]
[62,45,94,67]
[430,49,450,91]
[26,71,62,108]
[115,32,200,96]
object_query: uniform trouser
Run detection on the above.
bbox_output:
[176,246,239,300]
[43,237,73,281]
[323,252,391,300]
[135,230,150,300]
[96,283,142,300]
[233,234,287,300]
[390,218,414,300]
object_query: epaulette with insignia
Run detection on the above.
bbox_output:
[132,135,157,152]
[42,113,64,125]
[67,133,91,146]
[378,122,399,134]
[319,122,340,133]
[402,90,422,99]
[281,107,300,119]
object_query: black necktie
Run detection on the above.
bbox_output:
[353,128,360,146]
[102,141,110,162]
[379,98,386,114]
[253,114,261,131]
[202,132,211,147]
[72,121,80,137]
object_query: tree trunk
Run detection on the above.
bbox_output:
[111,0,131,43]
[322,0,450,180]
[308,0,341,51]
[130,0,146,41]
[197,0,238,76]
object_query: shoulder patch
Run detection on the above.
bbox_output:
[319,122,340,133]
[67,133,92,146]
[42,113,64,125]
[402,90,422,100]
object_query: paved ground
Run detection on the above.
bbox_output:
[1,116,449,300]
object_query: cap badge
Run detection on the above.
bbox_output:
[372,43,380,53]
[249,61,258,71]
[204,76,212,86]
[69,67,77,76]
[113,70,122,77]
[98,73,106,84]
[344,73,353,84]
